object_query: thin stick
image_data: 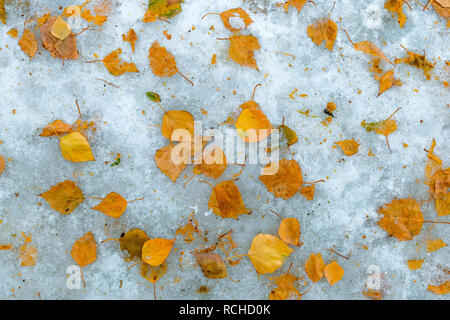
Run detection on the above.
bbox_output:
[183,174,195,188]
[252,84,262,100]
[198,180,214,188]
[270,210,283,220]
[85,59,102,63]
[74,26,90,37]
[330,248,350,260]
[227,276,240,283]
[75,99,82,119]
[225,253,249,261]
[386,136,391,154]
[342,29,355,46]
[423,0,432,10]
[101,238,119,243]
[127,260,141,271]
[89,196,104,200]
[216,37,231,41]
[303,179,325,184]
[177,70,194,86]
[153,283,156,300]
[404,0,412,10]
[414,0,426,9]
[422,220,450,225]
[96,78,120,88]
[128,196,145,203]
[81,268,86,288]
[386,107,402,121]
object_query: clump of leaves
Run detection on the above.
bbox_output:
[235,84,273,143]
[39,180,84,215]
[149,41,193,85]
[307,18,337,51]
[361,107,401,153]
[41,16,79,60]
[90,192,144,219]
[385,0,407,28]
[377,198,423,241]
[193,252,228,279]
[395,45,435,80]
[71,231,97,287]
[143,0,182,23]
[267,264,307,300]
[248,234,293,274]
[202,8,253,33]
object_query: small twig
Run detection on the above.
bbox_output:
[330,248,350,260]
[96,78,120,88]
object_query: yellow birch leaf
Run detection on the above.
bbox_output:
[102,48,139,76]
[279,218,300,246]
[324,261,344,286]
[208,180,250,219]
[19,29,38,58]
[259,159,303,200]
[60,131,95,162]
[161,110,194,140]
[71,232,97,268]
[39,180,84,215]
[427,239,447,252]
[142,238,175,266]
[335,139,360,156]
[51,15,71,40]
[307,18,337,51]
[155,144,187,182]
[91,192,128,219]
[228,35,261,70]
[248,234,293,274]
[305,252,325,282]
[39,120,72,137]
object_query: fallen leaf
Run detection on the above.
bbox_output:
[0,154,5,176]
[19,244,38,266]
[335,139,360,156]
[363,289,384,300]
[431,0,450,20]
[268,268,303,300]
[51,15,71,40]
[60,131,95,162]
[39,180,84,215]
[428,281,450,295]
[307,18,338,51]
[149,41,192,85]
[161,110,194,141]
[155,144,187,182]
[203,8,253,33]
[40,120,72,137]
[81,9,107,26]
[208,180,250,219]
[119,229,149,261]
[176,212,200,243]
[71,232,96,286]
[385,0,406,28]
[91,192,128,219]
[361,107,401,152]
[279,124,298,147]
[429,168,450,199]
[375,70,402,96]
[427,239,447,252]
[407,259,424,270]
[305,252,325,282]
[343,30,392,64]
[102,48,139,76]
[41,16,78,60]
[300,185,315,201]
[228,35,261,70]
[0,0,6,24]
[395,48,435,80]
[324,261,344,286]
[279,218,300,246]
[284,0,307,13]
[259,159,303,200]
[122,29,137,53]
[142,238,175,266]
[235,103,273,143]
[19,29,38,58]
[378,198,423,241]
[0,244,12,250]
[140,260,167,283]
[436,193,450,216]
[143,0,182,23]
[193,252,228,279]
[193,145,227,179]
[248,234,293,274]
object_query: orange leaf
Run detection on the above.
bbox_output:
[193,145,227,179]
[161,110,194,141]
[305,253,325,282]
[155,144,187,182]
[193,253,228,279]
[91,192,128,219]
[395,48,435,80]
[279,218,300,246]
[39,180,84,215]
[353,41,391,64]
[0,154,5,176]
[407,259,424,270]
[119,229,149,262]
[41,16,78,60]
[385,0,406,28]
[427,239,447,252]
[284,0,307,13]
[102,48,139,76]
[335,139,360,156]
[300,185,315,201]
[19,244,38,266]
[19,29,38,58]
[39,120,72,137]
[376,70,402,96]
[436,193,450,216]
[122,29,137,52]
[259,159,303,200]
[428,281,450,295]
[248,234,293,274]
[208,180,250,219]
[307,18,337,51]
[324,261,344,286]
[228,35,261,70]
[142,238,175,266]
[140,260,167,284]
[378,198,423,241]
[71,231,97,268]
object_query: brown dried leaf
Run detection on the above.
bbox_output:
[259,159,303,200]
[41,16,78,60]
[305,252,325,282]
[39,180,84,215]
[208,180,250,219]
[193,252,228,279]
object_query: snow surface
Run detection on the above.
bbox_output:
[0,0,449,300]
